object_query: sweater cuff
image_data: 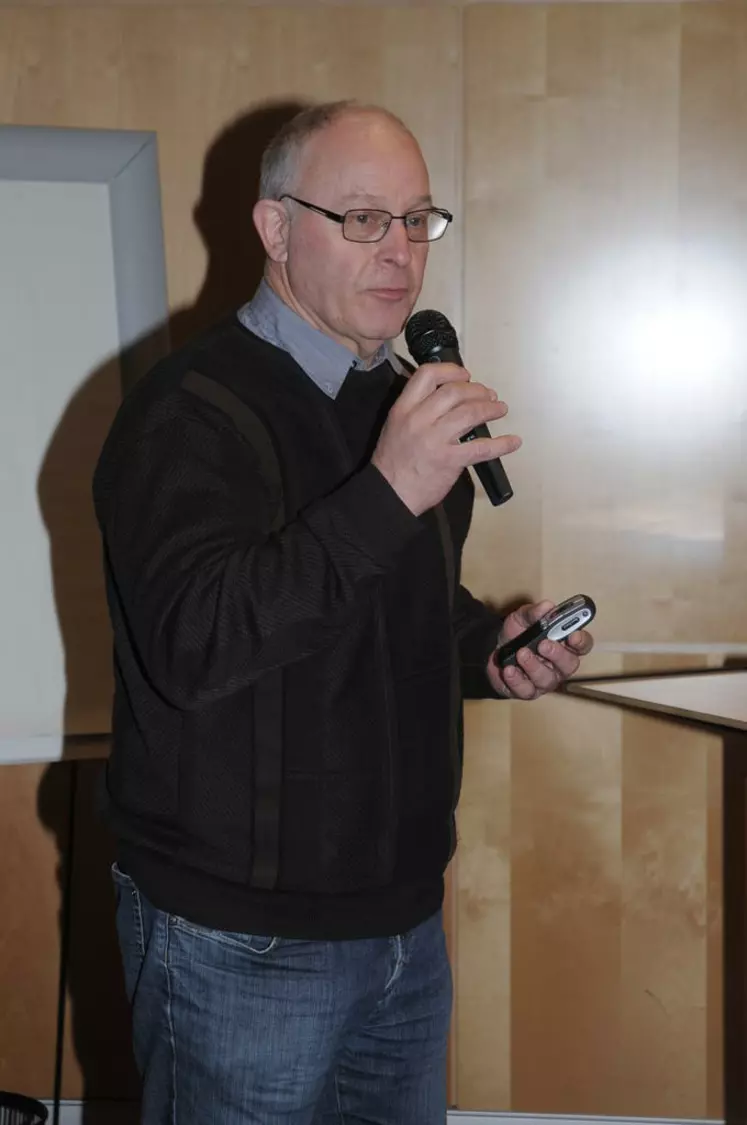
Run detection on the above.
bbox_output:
[336,462,423,566]
[459,613,505,699]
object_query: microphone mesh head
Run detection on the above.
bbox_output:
[405,309,458,364]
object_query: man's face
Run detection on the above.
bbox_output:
[282,113,433,357]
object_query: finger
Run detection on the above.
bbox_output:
[516,647,561,693]
[526,600,555,624]
[536,638,581,679]
[485,659,513,699]
[460,433,523,466]
[565,629,594,656]
[501,602,536,636]
[444,397,510,442]
[400,362,470,406]
[422,380,500,428]
[501,663,540,700]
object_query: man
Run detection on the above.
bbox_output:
[93,100,593,1124]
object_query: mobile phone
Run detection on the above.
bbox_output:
[495,595,596,669]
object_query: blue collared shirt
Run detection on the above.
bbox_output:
[237,279,404,399]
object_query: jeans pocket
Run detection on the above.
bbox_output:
[170,914,280,956]
[111,862,146,961]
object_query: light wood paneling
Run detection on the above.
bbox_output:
[0,6,462,338]
[509,689,624,1113]
[456,699,513,1107]
[0,3,744,1118]
[0,0,721,7]
[460,2,746,1114]
[0,763,70,1097]
[680,2,747,624]
[458,656,726,1115]
[463,2,747,646]
[619,706,718,1117]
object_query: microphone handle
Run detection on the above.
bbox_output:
[426,344,514,507]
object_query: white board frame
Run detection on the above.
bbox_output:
[0,125,169,764]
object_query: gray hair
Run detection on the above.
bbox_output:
[258,100,411,201]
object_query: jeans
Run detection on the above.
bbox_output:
[111,864,452,1124]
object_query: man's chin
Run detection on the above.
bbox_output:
[359,298,413,339]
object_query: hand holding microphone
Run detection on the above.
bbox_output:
[371,310,520,516]
[406,311,514,507]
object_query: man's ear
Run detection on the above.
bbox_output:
[253,199,291,263]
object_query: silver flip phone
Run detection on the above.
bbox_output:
[495,595,596,668]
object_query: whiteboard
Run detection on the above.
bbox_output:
[0,127,168,764]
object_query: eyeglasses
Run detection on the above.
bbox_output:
[280,195,453,243]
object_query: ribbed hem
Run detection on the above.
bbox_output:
[118,843,444,941]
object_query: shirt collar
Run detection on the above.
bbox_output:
[237,279,404,399]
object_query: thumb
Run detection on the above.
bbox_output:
[525,599,554,624]
[504,599,554,640]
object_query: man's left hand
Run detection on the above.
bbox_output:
[486,600,594,701]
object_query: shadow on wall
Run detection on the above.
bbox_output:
[34,98,307,1124]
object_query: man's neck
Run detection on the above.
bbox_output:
[264,271,382,361]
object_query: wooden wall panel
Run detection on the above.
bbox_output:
[619,708,715,1116]
[509,690,624,1113]
[463,2,746,647]
[680,2,747,626]
[0,0,722,7]
[456,700,513,1107]
[459,657,726,1116]
[460,2,746,1115]
[0,2,744,1117]
[0,763,70,1098]
[0,6,462,340]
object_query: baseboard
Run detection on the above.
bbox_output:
[41,1104,724,1125]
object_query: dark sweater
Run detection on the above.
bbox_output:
[93,319,503,939]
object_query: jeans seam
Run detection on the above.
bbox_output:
[132,887,145,960]
[384,935,405,995]
[170,915,280,956]
[163,919,177,1125]
[334,1072,345,1124]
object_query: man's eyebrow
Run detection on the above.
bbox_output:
[408,193,434,208]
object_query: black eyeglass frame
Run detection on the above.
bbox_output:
[279,194,453,243]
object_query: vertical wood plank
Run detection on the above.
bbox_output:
[0,763,70,1097]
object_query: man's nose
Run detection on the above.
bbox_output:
[378,218,413,265]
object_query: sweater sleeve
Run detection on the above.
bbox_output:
[453,583,506,700]
[95,392,422,709]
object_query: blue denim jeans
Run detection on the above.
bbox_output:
[111,864,452,1124]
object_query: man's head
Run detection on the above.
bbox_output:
[253,101,444,359]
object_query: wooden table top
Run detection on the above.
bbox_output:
[566,669,747,732]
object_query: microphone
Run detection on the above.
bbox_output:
[404,309,514,506]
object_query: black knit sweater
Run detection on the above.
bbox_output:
[93,319,503,939]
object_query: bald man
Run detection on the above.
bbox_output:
[94,101,593,1124]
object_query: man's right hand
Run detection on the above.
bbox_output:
[371,362,522,516]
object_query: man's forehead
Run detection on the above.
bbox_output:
[304,115,426,167]
[338,189,433,208]
[296,117,430,201]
